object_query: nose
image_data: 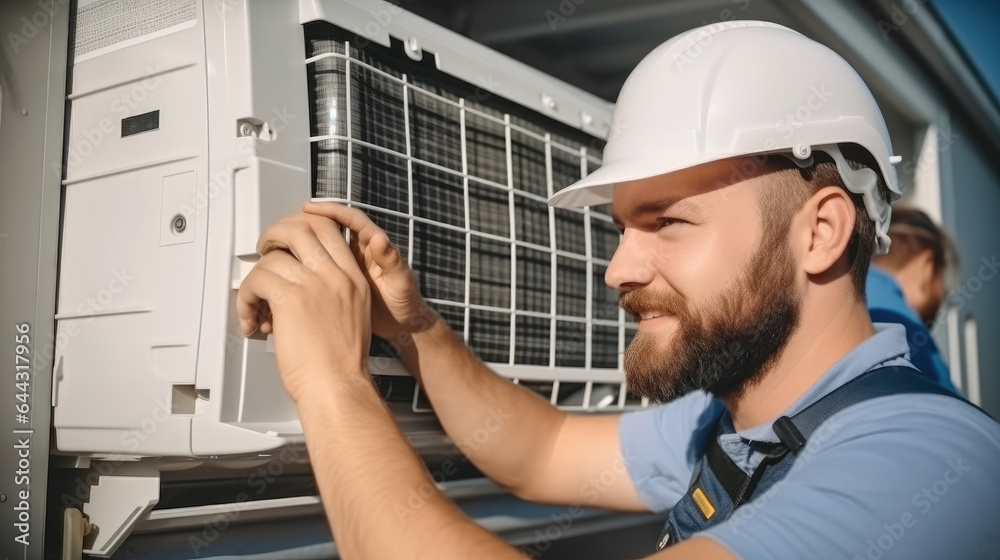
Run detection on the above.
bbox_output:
[605,229,654,292]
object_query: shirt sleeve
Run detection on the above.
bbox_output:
[618,391,724,511]
[701,394,1000,560]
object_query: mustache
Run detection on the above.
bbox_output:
[618,289,689,320]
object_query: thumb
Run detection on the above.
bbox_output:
[369,231,402,271]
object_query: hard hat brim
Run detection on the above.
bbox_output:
[547,156,683,209]
[547,152,727,209]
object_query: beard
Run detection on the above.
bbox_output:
[619,231,801,403]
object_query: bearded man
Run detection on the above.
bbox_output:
[237,21,1000,560]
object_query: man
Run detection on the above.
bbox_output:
[867,205,959,393]
[238,21,1000,559]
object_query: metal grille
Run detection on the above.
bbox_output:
[306,28,646,410]
[70,0,197,59]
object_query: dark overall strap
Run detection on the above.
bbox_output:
[710,366,988,501]
[658,366,991,549]
[772,365,993,453]
[703,425,786,506]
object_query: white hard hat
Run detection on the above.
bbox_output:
[548,21,902,254]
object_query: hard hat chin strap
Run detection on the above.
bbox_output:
[824,144,892,256]
[775,144,892,255]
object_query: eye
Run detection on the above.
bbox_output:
[657,217,687,228]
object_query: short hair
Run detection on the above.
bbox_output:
[754,144,894,298]
[872,205,960,290]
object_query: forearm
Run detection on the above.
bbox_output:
[395,317,568,497]
[297,372,520,560]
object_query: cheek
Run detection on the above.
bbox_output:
[931,277,946,307]
[656,223,759,303]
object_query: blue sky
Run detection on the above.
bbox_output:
[930,0,1000,107]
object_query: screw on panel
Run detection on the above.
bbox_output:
[239,122,255,137]
[172,214,187,234]
[404,36,423,61]
[541,93,557,111]
[794,144,812,160]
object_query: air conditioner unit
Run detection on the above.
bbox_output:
[48,0,643,555]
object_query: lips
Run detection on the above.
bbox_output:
[618,289,687,323]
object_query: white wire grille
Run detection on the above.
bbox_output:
[306,26,647,410]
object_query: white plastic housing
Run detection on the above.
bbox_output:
[54,1,311,458]
[53,0,620,460]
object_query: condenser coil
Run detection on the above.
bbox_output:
[307,25,638,405]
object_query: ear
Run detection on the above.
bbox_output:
[898,249,940,322]
[909,248,938,299]
[914,248,936,284]
[796,186,857,277]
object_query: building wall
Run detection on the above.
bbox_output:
[941,114,1000,417]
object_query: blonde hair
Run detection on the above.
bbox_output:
[873,205,960,290]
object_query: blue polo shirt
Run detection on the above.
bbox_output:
[620,323,1000,559]
[866,265,958,394]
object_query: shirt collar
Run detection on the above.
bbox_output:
[722,322,913,443]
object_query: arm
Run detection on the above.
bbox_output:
[236,210,736,559]
[237,213,520,559]
[303,202,647,510]
[300,364,729,560]
[297,368,521,559]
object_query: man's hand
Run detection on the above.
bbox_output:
[300,203,650,512]
[303,202,440,345]
[236,208,522,560]
[236,212,371,403]
[233,205,661,559]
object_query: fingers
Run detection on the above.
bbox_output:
[257,214,364,284]
[303,201,379,242]
[237,265,293,336]
[367,226,401,271]
[238,248,331,336]
[303,202,401,271]
[257,220,335,271]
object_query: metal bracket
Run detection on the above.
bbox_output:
[80,462,160,558]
